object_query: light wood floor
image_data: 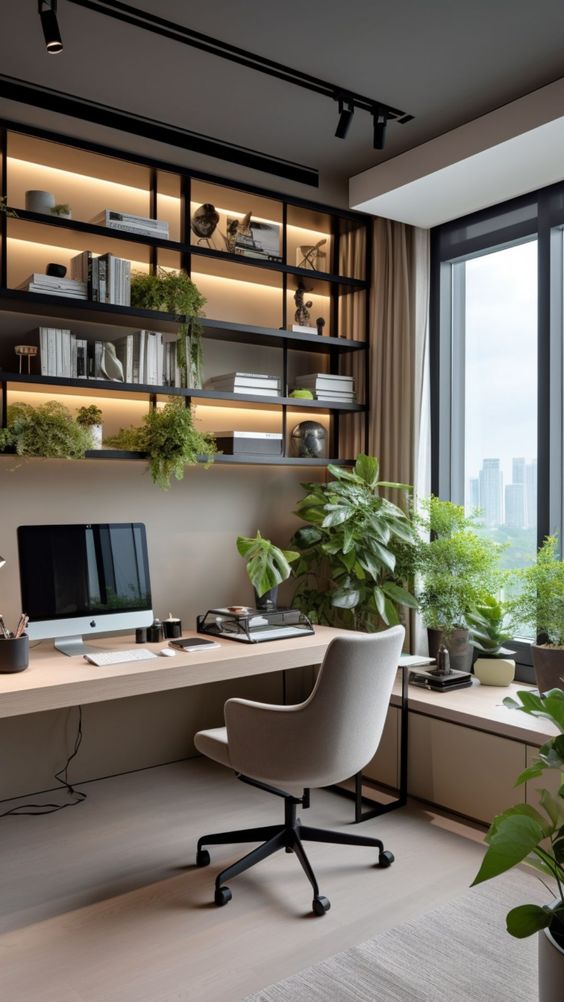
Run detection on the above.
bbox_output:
[0,759,486,1002]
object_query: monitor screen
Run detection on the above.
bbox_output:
[17,523,153,654]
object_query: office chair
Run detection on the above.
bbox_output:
[194,625,405,916]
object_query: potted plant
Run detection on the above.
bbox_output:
[237,531,299,610]
[472,688,564,1001]
[106,397,216,489]
[50,203,72,218]
[0,401,92,459]
[76,404,103,449]
[290,453,417,631]
[413,497,502,670]
[130,269,206,388]
[509,536,564,693]
[467,594,516,685]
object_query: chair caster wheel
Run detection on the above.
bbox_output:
[215,885,232,907]
[196,849,210,868]
[312,895,331,916]
[378,850,395,868]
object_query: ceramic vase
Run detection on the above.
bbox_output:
[25,190,55,213]
[89,425,103,450]
[539,926,564,1002]
[532,645,564,694]
[427,627,474,672]
[473,657,515,686]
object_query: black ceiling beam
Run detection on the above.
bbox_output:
[0,74,319,187]
[66,0,414,125]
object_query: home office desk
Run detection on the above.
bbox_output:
[0,626,412,821]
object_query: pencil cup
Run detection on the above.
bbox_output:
[0,634,29,673]
[163,617,182,639]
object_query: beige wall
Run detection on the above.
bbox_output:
[0,458,322,800]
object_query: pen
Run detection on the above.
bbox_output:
[14,614,28,639]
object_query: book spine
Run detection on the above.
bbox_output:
[76,340,87,378]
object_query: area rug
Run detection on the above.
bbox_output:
[244,871,545,1001]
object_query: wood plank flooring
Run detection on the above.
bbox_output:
[0,759,486,1002]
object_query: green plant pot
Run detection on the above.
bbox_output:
[532,645,564,694]
[427,627,473,672]
[254,587,278,611]
[539,924,564,1002]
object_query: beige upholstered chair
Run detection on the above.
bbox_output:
[195,625,405,915]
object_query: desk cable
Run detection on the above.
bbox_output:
[0,706,87,817]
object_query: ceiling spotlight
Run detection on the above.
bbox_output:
[38,0,63,54]
[372,105,387,150]
[335,95,354,140]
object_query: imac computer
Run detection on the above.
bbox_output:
[18,523,153,656]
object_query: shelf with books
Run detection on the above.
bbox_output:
[0,446,354,468]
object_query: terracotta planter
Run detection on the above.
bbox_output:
[539,925,564,1002]
[532,645,564,694]
[427,627,473,672]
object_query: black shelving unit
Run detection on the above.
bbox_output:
[0,117,371,469]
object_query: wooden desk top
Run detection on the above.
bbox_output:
[0,626,343,719]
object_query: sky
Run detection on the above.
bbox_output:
[463,239,537,489]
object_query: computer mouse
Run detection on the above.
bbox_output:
[159,648,177,657]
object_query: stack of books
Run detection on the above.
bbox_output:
[112,330,174,386]
[293,372,355,403]
[92,210,169,241]
[71,251,131,306]
[203,372,281,397]
[27,327,88,378]
[19,273,87,299]
[214,431,283,456]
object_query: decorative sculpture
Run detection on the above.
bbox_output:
[191,203,220,248]
[294,281,313,327]
[296,238,327,271]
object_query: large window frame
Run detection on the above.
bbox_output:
[431,183,564,681]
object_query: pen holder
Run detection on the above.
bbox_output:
[163,618,182,639]
[0,634,29,673]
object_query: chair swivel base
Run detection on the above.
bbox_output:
[196,792,394,916]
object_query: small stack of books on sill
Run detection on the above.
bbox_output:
[203,372,282,397]
[293,372,356,403]
[214,431,283,456]
[92,210,169,241]
[71,251,131,306]
[19,273,87,299]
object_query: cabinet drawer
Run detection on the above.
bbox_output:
[408,713,526,823]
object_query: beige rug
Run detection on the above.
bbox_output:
[244,871,544,1001]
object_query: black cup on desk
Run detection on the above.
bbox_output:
[163,617,182,639]
[0,634,29,673]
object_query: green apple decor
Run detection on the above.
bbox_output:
[290,389,315,399]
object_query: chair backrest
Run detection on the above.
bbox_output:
[296,626,405,787]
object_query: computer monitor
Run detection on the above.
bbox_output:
[17,522,153,656]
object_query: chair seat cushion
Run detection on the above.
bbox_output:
[194,726,232,770]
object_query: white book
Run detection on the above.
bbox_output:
[47,328,57,376]
[62,329,72,377]
[22,273,86,290]
[298,373,354,385]
[71,335,77,379]
[215,431,283,440]
[94,209,168,231]
[292,324,318,335]
[212,387,281,398]
[27,285,87,299]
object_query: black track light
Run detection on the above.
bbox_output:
[38,0,63,54]
[335,96,354,140]
[372,105,387,150]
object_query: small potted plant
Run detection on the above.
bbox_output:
[0,401,92,459]
[467,594,516,685]
[413,497,502,670]
[509,535,564,693]
[472,688,564,1001]
[76,405,103,449]
[130,269,206,388]
[50,203,72,219]
[236,531,299,610]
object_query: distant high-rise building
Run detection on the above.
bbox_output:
[479,458,503,527]
[469,477,480,512]
[512,457,526,485]
[525,460,537,529]
[505,483,526,529]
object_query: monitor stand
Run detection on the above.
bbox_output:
[55,636,101,657]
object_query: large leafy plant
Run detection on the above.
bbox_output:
[467,595,514,658]
[472,689,564,946]
[236,531,299,598]
[413,497,501,634]
[509,535,564,646]
[130,268,206,388]
[0,401,92,459]
[291,454,417,631]
[107,397,216,489]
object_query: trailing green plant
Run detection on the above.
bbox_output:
[76,405,103,427]
[0,196,17,218]
[106,397,216,490]
[509,535,564,647]
[0,401,92,459]
[50,203,71,216]
[291,453,417,631]
[130,269,206,388]
[467,595,514,658]
[411,496,502,635]
[472,688,564,946]
[236,531,299,598]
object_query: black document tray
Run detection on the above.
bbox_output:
[197,607,314,644]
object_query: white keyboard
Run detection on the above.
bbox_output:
[83,649,158,667]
